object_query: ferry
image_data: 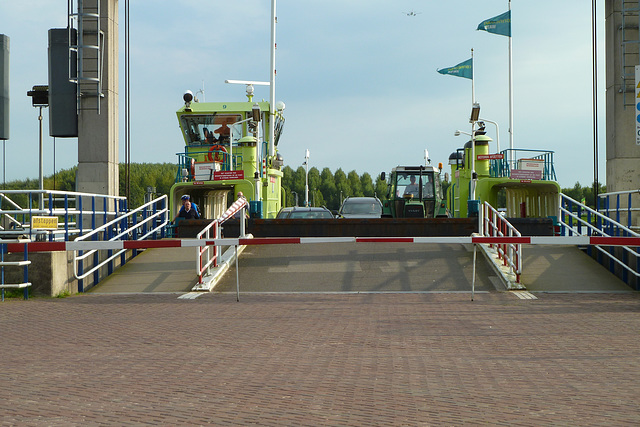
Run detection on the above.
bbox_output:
[446,124,561,219]
[169,83,285,220]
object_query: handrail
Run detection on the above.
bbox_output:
[196,220,219,284]
[195,197,249,285]
[77,195,167,242]
[175,151,244,183]
[0,189,128,241]
[492,148,557,181]
[73,196,169,282]
[482,201,522,283]
[0,188,126,199]
[0,240,31,301]
[597,189,640,230]
[560,193,640,280]
[599,189,640,197]
[561,193,638,237]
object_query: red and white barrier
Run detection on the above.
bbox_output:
[218,197,248,223]
[6,235,640,253]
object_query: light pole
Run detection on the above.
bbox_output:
[27,85,49,210]
[478,118,500,153]
[469,103,481,201]
[303,149,309,207]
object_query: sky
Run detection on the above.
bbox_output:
[1,0,605,188]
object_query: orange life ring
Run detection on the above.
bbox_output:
[207,145,227,162]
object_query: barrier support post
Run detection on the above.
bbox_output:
[471,243,476,301]
[235,245,240,302]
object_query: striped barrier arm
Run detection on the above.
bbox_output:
[5,236,640,253]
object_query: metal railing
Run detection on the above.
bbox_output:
[0,189,127,241]
[196,220,219,285]
[174,151,244,183]
[560,193,640,287]
[195,198,248,286]
[482,201,522,283]
[598,189,640,232]
[73,195,169,291]
[0,240,31,301]
[489,148,557,181]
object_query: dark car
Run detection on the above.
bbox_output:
[276,207,293,219]
[338,197,383,218]
[277,206,334,219]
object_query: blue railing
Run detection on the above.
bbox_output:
[598,189,640,233]
[175,151,244,183]
[0,240,30,301]
[0,190,169,296]
[0,190,128,241]
[489,149,557,181]
[560,193,640,289]
[73,195,169,291]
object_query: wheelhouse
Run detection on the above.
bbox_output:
[170,86,285,220]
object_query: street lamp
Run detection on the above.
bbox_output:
[469,103,480,205]
[478,118,500,153]
[303,149,310,207]
[454,130,472,137]
[27,85,49,210]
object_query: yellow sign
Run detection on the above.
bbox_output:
[31,216,58,230]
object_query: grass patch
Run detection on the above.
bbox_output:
[1,287,30,300]
[56,290,72,298]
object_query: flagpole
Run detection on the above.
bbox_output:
[470,48,476,200]
[471,48,475,104]
[508,0,514,157]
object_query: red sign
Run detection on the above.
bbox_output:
[213,170,244,181]
[510,169,542,180]
[477,153,504,160]
[192,181,204,185]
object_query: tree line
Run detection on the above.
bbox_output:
[1,163,604,210]
[281,166,388,210]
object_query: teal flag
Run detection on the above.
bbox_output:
[477,10,511,37]
[437,58,472,80]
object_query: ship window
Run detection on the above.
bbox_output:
[181,114,242,146]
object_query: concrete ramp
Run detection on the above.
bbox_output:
[89,247,198,293]
[522,245,632,292]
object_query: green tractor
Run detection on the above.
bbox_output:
[381,164,449,218]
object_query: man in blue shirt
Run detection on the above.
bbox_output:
[175,194,200,221]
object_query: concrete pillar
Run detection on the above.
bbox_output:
[77,0,118,197]
[605,0,640,226]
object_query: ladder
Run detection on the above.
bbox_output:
[620,0,640,108]
[68,0,104,113]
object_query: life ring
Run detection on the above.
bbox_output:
[190,158,195,179]
[207,145,227,162]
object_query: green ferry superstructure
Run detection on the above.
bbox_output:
[169,84,285,219]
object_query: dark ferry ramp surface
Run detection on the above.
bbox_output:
[212,242,498,294]
[213,217,498,294]
[190,217,495,294]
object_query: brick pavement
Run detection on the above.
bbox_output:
[1,292,640,425]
